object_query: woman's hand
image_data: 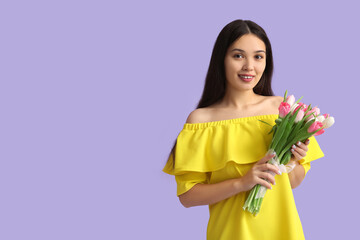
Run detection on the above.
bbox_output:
[290,138,310,162]
[286,138,310,175]
[238,152,282,192]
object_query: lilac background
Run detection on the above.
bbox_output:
[0,0,357,239]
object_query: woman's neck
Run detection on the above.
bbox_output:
[219,89,262,110]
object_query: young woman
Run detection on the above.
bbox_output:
[163,19,324,240]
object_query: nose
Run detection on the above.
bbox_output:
[242,59,254,71]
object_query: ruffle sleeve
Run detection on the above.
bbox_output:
[175,172,211,196]
[164,147,212,196]
[162,116,276,176]
[162,115,281,195]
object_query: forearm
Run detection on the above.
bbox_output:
[179,178,243,208]
[288,160,306,189]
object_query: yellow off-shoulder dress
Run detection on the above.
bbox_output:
[163,114,325,240]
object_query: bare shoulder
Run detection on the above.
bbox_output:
[271,95,284,106]
[263,95,283,113]
[185,108,209,124]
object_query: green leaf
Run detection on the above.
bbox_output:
[271,114,291,151]
[281,150,293,165]
[284,90,288,102]
[295,96,303,104]
[258,119,273,127]
[305,104,312,115]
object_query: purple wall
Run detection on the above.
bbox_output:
[0,0,356,239]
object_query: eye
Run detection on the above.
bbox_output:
[255,55,264,60]
[234,54,243,59]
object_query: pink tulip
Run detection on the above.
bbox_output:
[305,107,321,122]
[286,95,295,107]
[323,113,330,118]
[278,102,291,118]
[314,128,325,136]
[294,109,305,123]
[308,121,325,136]
[294,102,308,112]
[306,107,320,117]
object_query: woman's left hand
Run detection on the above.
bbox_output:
[290,138,310,161]
[287,138,311,187]
[285,138,310,173]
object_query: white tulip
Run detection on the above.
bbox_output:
[322,116,335,128]
[317,115,325,123]
[286,95,295,107]
[290,103,299,114]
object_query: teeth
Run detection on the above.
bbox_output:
[240,75,253,79]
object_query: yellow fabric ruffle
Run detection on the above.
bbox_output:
[175,172,211,196]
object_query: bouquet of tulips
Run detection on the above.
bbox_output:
[243,90,335,216]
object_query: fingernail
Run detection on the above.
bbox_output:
[292,145,296,149]
[278,171,281,175]
[297,141,301,146]
[291,149,295,152]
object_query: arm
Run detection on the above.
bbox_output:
[179,152,281,208]
[287,159,305,189]
[178,178,243,208]
[181,110,245,207]
[287,138,311,189]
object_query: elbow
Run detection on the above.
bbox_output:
[290,178,303,189]
[289,178,298,189]
[178,190,197,208]
[179,195,192,208]
[289,168,305,189]
[178,184,205,208]
[180,201,192,208]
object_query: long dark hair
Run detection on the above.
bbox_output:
[165,19,275,168]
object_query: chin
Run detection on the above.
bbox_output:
[235,85,255,91]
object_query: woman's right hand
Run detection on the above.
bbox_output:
[238,152,282,192]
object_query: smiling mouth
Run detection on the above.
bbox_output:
[238,74,254,82]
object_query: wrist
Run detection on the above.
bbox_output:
[289,156,300,165]
[289,159,298,165]
[233,178,245,193]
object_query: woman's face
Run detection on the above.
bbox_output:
[224,34,267,91]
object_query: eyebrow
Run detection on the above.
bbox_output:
[231,48,266,54]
